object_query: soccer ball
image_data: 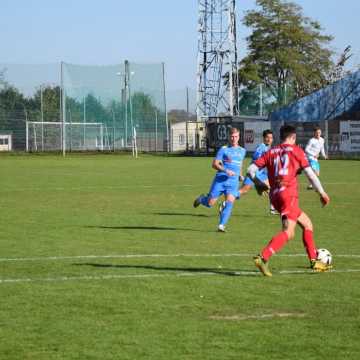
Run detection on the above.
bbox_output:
[316,248,332,265]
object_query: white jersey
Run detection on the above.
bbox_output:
[305,137,326,160]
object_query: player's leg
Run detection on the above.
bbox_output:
[269,201,278,215]
[194,178,220,208]
[264,216,297,259]
[254,216,296,277]
[307,158,314,189]
[297,212,317,261]
[257,174,277,215]
[193,193,218,208]
[307,160,320,189]
[219,178,246,215]
[268,192,277,215]
[240,176,254,195]
[297,212,331,271]
[254,195,300,276]
[218,193,236,232]
[314,158,320,177]
[194,194,209,208]
[240,184,252,195]
[218,196,226,216]
[207,196,218,207]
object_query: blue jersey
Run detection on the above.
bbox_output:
[215,145,246,181]
[252,143,270,162]
[243,142,271,187]
[253,143,270,176]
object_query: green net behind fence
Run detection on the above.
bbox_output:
[0,63,60,151]
[63,61,168,152]
[0,62,168,152]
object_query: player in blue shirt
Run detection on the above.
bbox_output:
[242,129,273,192]
[193,127,246,232]
[218,129,275,214]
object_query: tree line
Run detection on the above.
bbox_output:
[0,71,165,149]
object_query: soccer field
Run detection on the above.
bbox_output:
[0,154,359,359]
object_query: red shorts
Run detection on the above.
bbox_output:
[271,192,302,221]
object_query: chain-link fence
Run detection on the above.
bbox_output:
[0,62,168,153]
[271,119,360,156]
[269,71,360,156]
[170,121,207,153]
[238,83,296,117]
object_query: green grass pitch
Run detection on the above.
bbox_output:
[0,154,359,359]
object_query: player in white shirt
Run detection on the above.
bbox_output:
[305,126,328,189]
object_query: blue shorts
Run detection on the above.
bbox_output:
[208,176,239,199]
[243,170,268,188]
[308,158,320,173]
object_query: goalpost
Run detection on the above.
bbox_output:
[132,126,138,158]
[26,121,108,152]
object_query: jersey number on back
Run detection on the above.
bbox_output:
[274,154,289,176]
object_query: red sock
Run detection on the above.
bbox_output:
[261,231,289,261]
[303,229,317,260]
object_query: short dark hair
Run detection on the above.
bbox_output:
[313,126,321,132]
[262,129,273,138]
[280,125,296,141]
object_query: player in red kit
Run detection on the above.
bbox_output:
[247,125,331,276]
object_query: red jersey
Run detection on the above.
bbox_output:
[254,143,309,197]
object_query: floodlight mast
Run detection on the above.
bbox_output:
[196,0,239,119]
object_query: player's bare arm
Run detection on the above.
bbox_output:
[239,167,244,181]
[303,167,330,206]
[247,163,270,196]
[212,159,235,176]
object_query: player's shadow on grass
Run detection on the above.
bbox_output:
[75,263,256,277]
[153,212,211,218]
[152,212,267,219]
[236,213,269,218]
[85,225,204,232]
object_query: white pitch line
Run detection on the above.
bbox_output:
[0,253,253,262]
[0,272,216,284]
[0,184,198,193]
[0,253,360,262]
[209,312,307,321]
[0,182,357,193]
[278,269,360,274]
[1,268,360,285]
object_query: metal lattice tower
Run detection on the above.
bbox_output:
[196,0,239,119]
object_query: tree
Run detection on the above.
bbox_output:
[82,93,111,124]
[0,68,7,89]
[131,92,157,118]
[239,0,334,106]
[0,86,28,149]
[130,92,163,130]
[168,109,196,124]
[0,86,26,111]
[326,46,353,84]
[32,85,61,122]
[238,87,261,116]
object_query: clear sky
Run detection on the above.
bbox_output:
[1,0,359,92]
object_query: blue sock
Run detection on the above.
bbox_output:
[200,194,212,208]
[219,201,234,225]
